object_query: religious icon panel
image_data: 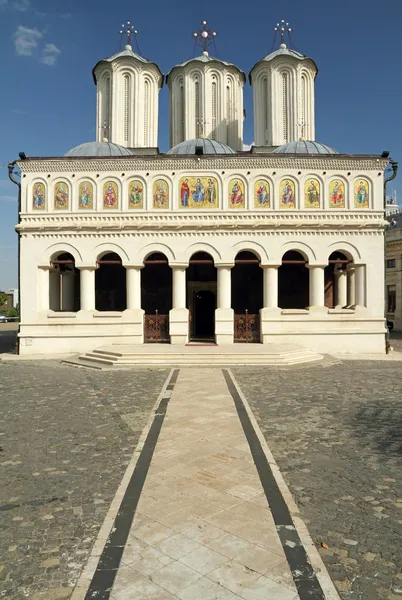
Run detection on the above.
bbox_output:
[103,181,118,209]
[32,182,46,210]
[79,181,94,209]
[54,182,69,210]
[179,176,218,209]
[354,179,369,208]
[254,179,270,208]
[304,178,320,209]
[228,179,245,209]
[279,179,295,209]
[153,179,169,209]
[128,180,144,209]
[329,180,345,208]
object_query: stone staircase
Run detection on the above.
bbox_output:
[62,343,324,369]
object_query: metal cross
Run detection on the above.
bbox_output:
[196,117,208,137]
[119,20,138,46]
[193,20,217,54]
[273,19,292,45]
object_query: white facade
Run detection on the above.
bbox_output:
[250,46,317,146]
[93,45,163,148]
[17,153,388,356]
[167,54,245,151]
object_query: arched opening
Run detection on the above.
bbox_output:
[142,253,172,343]
[95,253,126,311]
[232,251,263,342]
[49,252,80,312]
[325,252,353,308]
[187,252,217,342]
[279,251,309,309]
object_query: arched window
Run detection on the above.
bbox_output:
[49,252,80,312]
[211,79,217,139]
[232,251,262,343]
[179,82,184,141]
[95,253,126,311]
[325,252,354,308]
[282,72,289,142]
[123,74,130,144]
[264,77,269,144]
[102,76,111,138]
[279,251,309,309]
[144,79,149,146]
[195,78,201,137]
[142,253,172,343]
[301,73,307,138]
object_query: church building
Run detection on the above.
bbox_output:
[11,20,389,356]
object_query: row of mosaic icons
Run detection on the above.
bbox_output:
[33,177,370,210]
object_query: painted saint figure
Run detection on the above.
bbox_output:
[79,182,92,208]
[206,178,216,204]
[154,180,168,208]
[256,181,269,205]
[306,180,319,207]
[192,178,205,203]
[33,183,45,209]
[54,183,68,210]
[282,180,294,205]
[231,181,244,205]
[181,178,190,207]
[104,182,117,208]
[129,181,143,208]
[356,180,368,205]
[331,181,344,206]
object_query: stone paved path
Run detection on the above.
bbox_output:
[77,368,338,600]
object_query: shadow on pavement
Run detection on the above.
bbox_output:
[353,402,402,457]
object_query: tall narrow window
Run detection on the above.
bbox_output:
[123,75,130,144]
[211,80,217,139]
[144,80,149,146]
[301,74,307,138]
[195,79,201,137]
[179,83,184,141]
[103,76,111,139]
[264,77,269,144]
[282,73,289,142]
[226,80,233,142]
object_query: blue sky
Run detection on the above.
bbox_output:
[0,0,401,290]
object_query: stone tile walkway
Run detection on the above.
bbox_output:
[79,369,338,600]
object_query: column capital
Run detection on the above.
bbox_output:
[260,263,280,269]
[170,263,188,270]
[77,264,98,271]
[306,264,327,270]
[125,264,144,270]
[37,264,52,271]
[215,263,234,269]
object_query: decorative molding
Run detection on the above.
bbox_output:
[18,156,389,173]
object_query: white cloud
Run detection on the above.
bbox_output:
[243,141,255,151]
[41,42,61,66]
[13,0,30,10]
[13,25,42,56]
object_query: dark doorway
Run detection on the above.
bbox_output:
[49,252,80,312]
[325,251,350,308]
[194,290,216,338]
[95,253,126,311]
[142,253,171,343]
[278,250,309,309]
[232,251,262,343]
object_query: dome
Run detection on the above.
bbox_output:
[273,140,338,155]
[65,141,135,157]
[249,46,318,82]
[167,138,236,155]
[92,44,163,84]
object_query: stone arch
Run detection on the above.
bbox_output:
[231,240,269,263]
[278,241,316,263]
[93,243,130,265]
[327,241,361,263]
[183,242,222,264]
[137,242,176,265]
[41,242,83,266]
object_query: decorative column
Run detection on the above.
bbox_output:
[37,266,50,311]
[169,265,189,344]
[124,266,144,343]
[335,267,348,308]
[80,267,96,311]
[347,264,356,306]
[215,265,234,345]
[260,265,280,345]
[308,265,326,310]
[355,264,366,308]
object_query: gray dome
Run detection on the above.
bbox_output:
[65,141,134,157]
[273,140,338,155]
[167,138,236,155]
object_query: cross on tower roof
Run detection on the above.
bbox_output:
[193,20,217,56]
[273,19,293,49]
[119,20,138,47]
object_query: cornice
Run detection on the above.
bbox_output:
[16,212,387,234]
[17,156,388,173]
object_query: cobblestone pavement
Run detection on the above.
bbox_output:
[233,362,402,600]
[0,362,169,599]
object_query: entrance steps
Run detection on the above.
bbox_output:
[63,343,324,369]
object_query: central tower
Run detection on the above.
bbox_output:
[167,20,246,151]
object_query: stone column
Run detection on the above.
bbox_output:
[260,265,280,344]
[215,265,234,344]
[308,265,326,309]
[347,264,356,306]
[355,264,366,308]
[80,267,96,311]
[169,265,189,344]
[37,266,50,311]
[124,266,144,343]
[335,267,348,308]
